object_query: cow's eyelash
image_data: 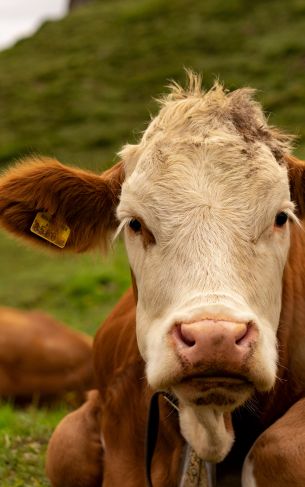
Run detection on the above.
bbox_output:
[113,218,131,242]
[285,207,300,226]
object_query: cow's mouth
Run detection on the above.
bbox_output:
[181,371,251,387]
[172,371,254,408]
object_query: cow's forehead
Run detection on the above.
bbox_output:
[122,133,289,210]
[120,74,293,178]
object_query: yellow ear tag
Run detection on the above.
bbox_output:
[30,212,70,248]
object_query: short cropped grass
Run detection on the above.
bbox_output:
[0,402,70,487]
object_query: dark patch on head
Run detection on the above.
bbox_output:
[231,109,285,163]
[231,109,257,144]
[245,166,258,179]
[227,90,293,164]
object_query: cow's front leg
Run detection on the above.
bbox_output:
[46,390,103,487]
[242,398,305,486]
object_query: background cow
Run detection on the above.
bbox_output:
[0,307,95,400]
[1,73,305,486]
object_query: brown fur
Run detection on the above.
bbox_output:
[249,399,305,486]
[0,158,124,252]
[0,307,95,398]
[285,154,305,217]
[46,390,103,487]
[94,290,183,487]
[229,218,305,485]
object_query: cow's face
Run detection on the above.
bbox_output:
[0,74,303,462]
[117,77,295,459]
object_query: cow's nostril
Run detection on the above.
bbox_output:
[235,321,256,347]
[176,323,196,347]
[234,322,249,345]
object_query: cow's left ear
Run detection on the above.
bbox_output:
[285,154,305,219]
[0,157,124,252]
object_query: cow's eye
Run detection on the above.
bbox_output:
[275,211,288,227]
[129,219,142,233]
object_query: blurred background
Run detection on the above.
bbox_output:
[1,0,305,485]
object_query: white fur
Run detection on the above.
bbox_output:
[242,457,258,487]
[179,404,234,462]
[116,75,293,461]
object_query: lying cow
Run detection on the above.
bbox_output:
[0,306,95,399]
[0,73,305,486]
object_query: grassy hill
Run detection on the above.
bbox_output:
[1,0,305,170]
[1,0,305,484]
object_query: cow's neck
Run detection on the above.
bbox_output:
[260,221,305,423]
[280,222,305,377]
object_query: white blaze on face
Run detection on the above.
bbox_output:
[116,74,294,460]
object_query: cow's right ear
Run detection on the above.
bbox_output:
[0,157,124,252]
[285,154,305,219]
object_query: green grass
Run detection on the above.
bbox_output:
[0,402,69,487]
[1,0,305,484]
[1,0,305,170]
[0,233,130,335]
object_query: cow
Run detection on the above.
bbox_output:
[0,307,95,400]
[1,72,305,486]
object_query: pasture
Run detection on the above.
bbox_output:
[0,236,129,486]
[1,0,305,484]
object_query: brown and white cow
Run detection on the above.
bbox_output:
[1,73,305,486]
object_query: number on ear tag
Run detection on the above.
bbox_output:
[30,212,70,248]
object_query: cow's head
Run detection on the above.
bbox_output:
[1,73,304,462]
